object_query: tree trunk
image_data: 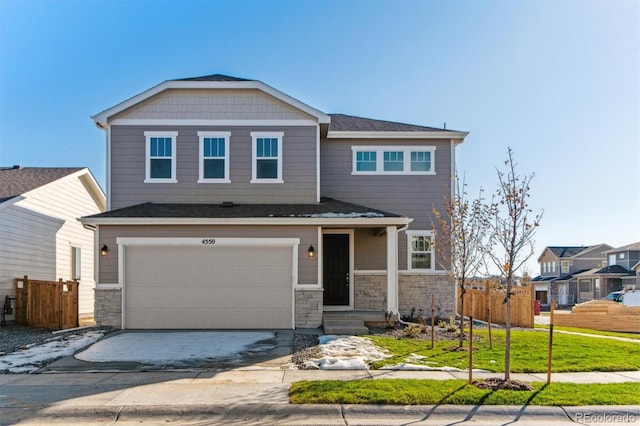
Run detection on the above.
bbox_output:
[459,288,465,348]
[504,280,512,381]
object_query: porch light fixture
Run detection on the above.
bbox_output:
[100,244,109,257]
[308,245,315,258]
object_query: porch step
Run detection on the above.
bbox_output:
[322,311,394,335]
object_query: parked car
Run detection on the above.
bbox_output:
[604,291,624,302]
[622,291,640,307]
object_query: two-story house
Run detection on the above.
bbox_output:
[533,244,611,307]
[574,242,640,299]
[81,74,468,330]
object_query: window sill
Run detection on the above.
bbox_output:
[144,178,178,183]
[197,179,231,184]
[250,179,284,184]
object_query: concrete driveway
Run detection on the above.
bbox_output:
[42,330,294,372]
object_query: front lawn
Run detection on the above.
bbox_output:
[367,329,640,372]
[290,379,640,406]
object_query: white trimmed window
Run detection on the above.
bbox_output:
[407,230,434,271]
[198,131,230,183]
[144,131,178,183]
[352,146,436,175]
[251,132,283,183]
[561,260,569,273]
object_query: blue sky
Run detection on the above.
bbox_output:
[1,0,638,274]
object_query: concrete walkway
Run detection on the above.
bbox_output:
[1,369,639,425]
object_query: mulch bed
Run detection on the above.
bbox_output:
[473,377,534,391]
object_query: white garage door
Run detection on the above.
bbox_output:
[123,244,294,329]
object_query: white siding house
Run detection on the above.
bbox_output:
[0,167,105,318]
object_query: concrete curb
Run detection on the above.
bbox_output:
[3,404,640,425]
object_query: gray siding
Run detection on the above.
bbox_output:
[97,225,318,285]
[111,89,314,121]
[110,125,317,209]
[321,138,454,270]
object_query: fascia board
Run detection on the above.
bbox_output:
[326,131,469,140]
[92,80,331,125]
[81,216,413,227]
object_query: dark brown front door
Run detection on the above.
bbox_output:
[323,233,350,306]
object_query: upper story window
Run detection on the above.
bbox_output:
[561,260,569,273]
[352,146,436,175]
[251,132,283,183]
[407,230,434,271]
[608,254,616,266]
[198,131,230,183]
[144,131,178,183]
[356,151,377,172]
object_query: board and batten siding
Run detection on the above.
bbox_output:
[110,125,318,209]
[320,138,454,271]
[97,225,319,286]
[110,89,315,122]
[0,174,103,316]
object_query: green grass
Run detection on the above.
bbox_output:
[367,329,640,372]
[534,324,640,340]
[290,379,640,406]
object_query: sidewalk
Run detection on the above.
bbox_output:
[1,369,639,425]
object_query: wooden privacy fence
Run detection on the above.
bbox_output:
[14,276,79,330]
[457,282,534,328]
[554,300,640,333]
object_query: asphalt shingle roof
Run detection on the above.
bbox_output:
[0,167,83,203]
[173,74,252,82]
[604,242,640,253]
[594,265,634,275]
[546,246,590,258]
[328,114,452,132]
[85,198,403,220]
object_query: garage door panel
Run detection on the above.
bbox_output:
[124,245,294,329]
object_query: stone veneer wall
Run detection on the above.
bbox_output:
[94,288,122,328]
[354,274,386,310]
[399,274,455,320]
[295,288,323,328]
[354,273,455,320]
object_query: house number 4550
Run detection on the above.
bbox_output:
[201,239,216,245]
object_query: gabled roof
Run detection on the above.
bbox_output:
[173,74,251,82]
[604,242,640,254]
[92,74,331,126]
[547,246,589,258]
[576,265,635,277]
[82,198,411,226]
[326,113,468,140]
[0,167,84,203]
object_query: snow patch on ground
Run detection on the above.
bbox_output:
[75,331,275,365]
[0,330,104,373]
[303,335,391,370]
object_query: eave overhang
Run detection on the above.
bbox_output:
[80,216,413,227]
[326,130,468,142]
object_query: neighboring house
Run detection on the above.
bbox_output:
[81,74,468,330]
[0,166,106,319]
[575,242,640,299]
[533,244,611,307]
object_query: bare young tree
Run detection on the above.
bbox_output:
[484,147,543,381]
[432,174,489,348]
